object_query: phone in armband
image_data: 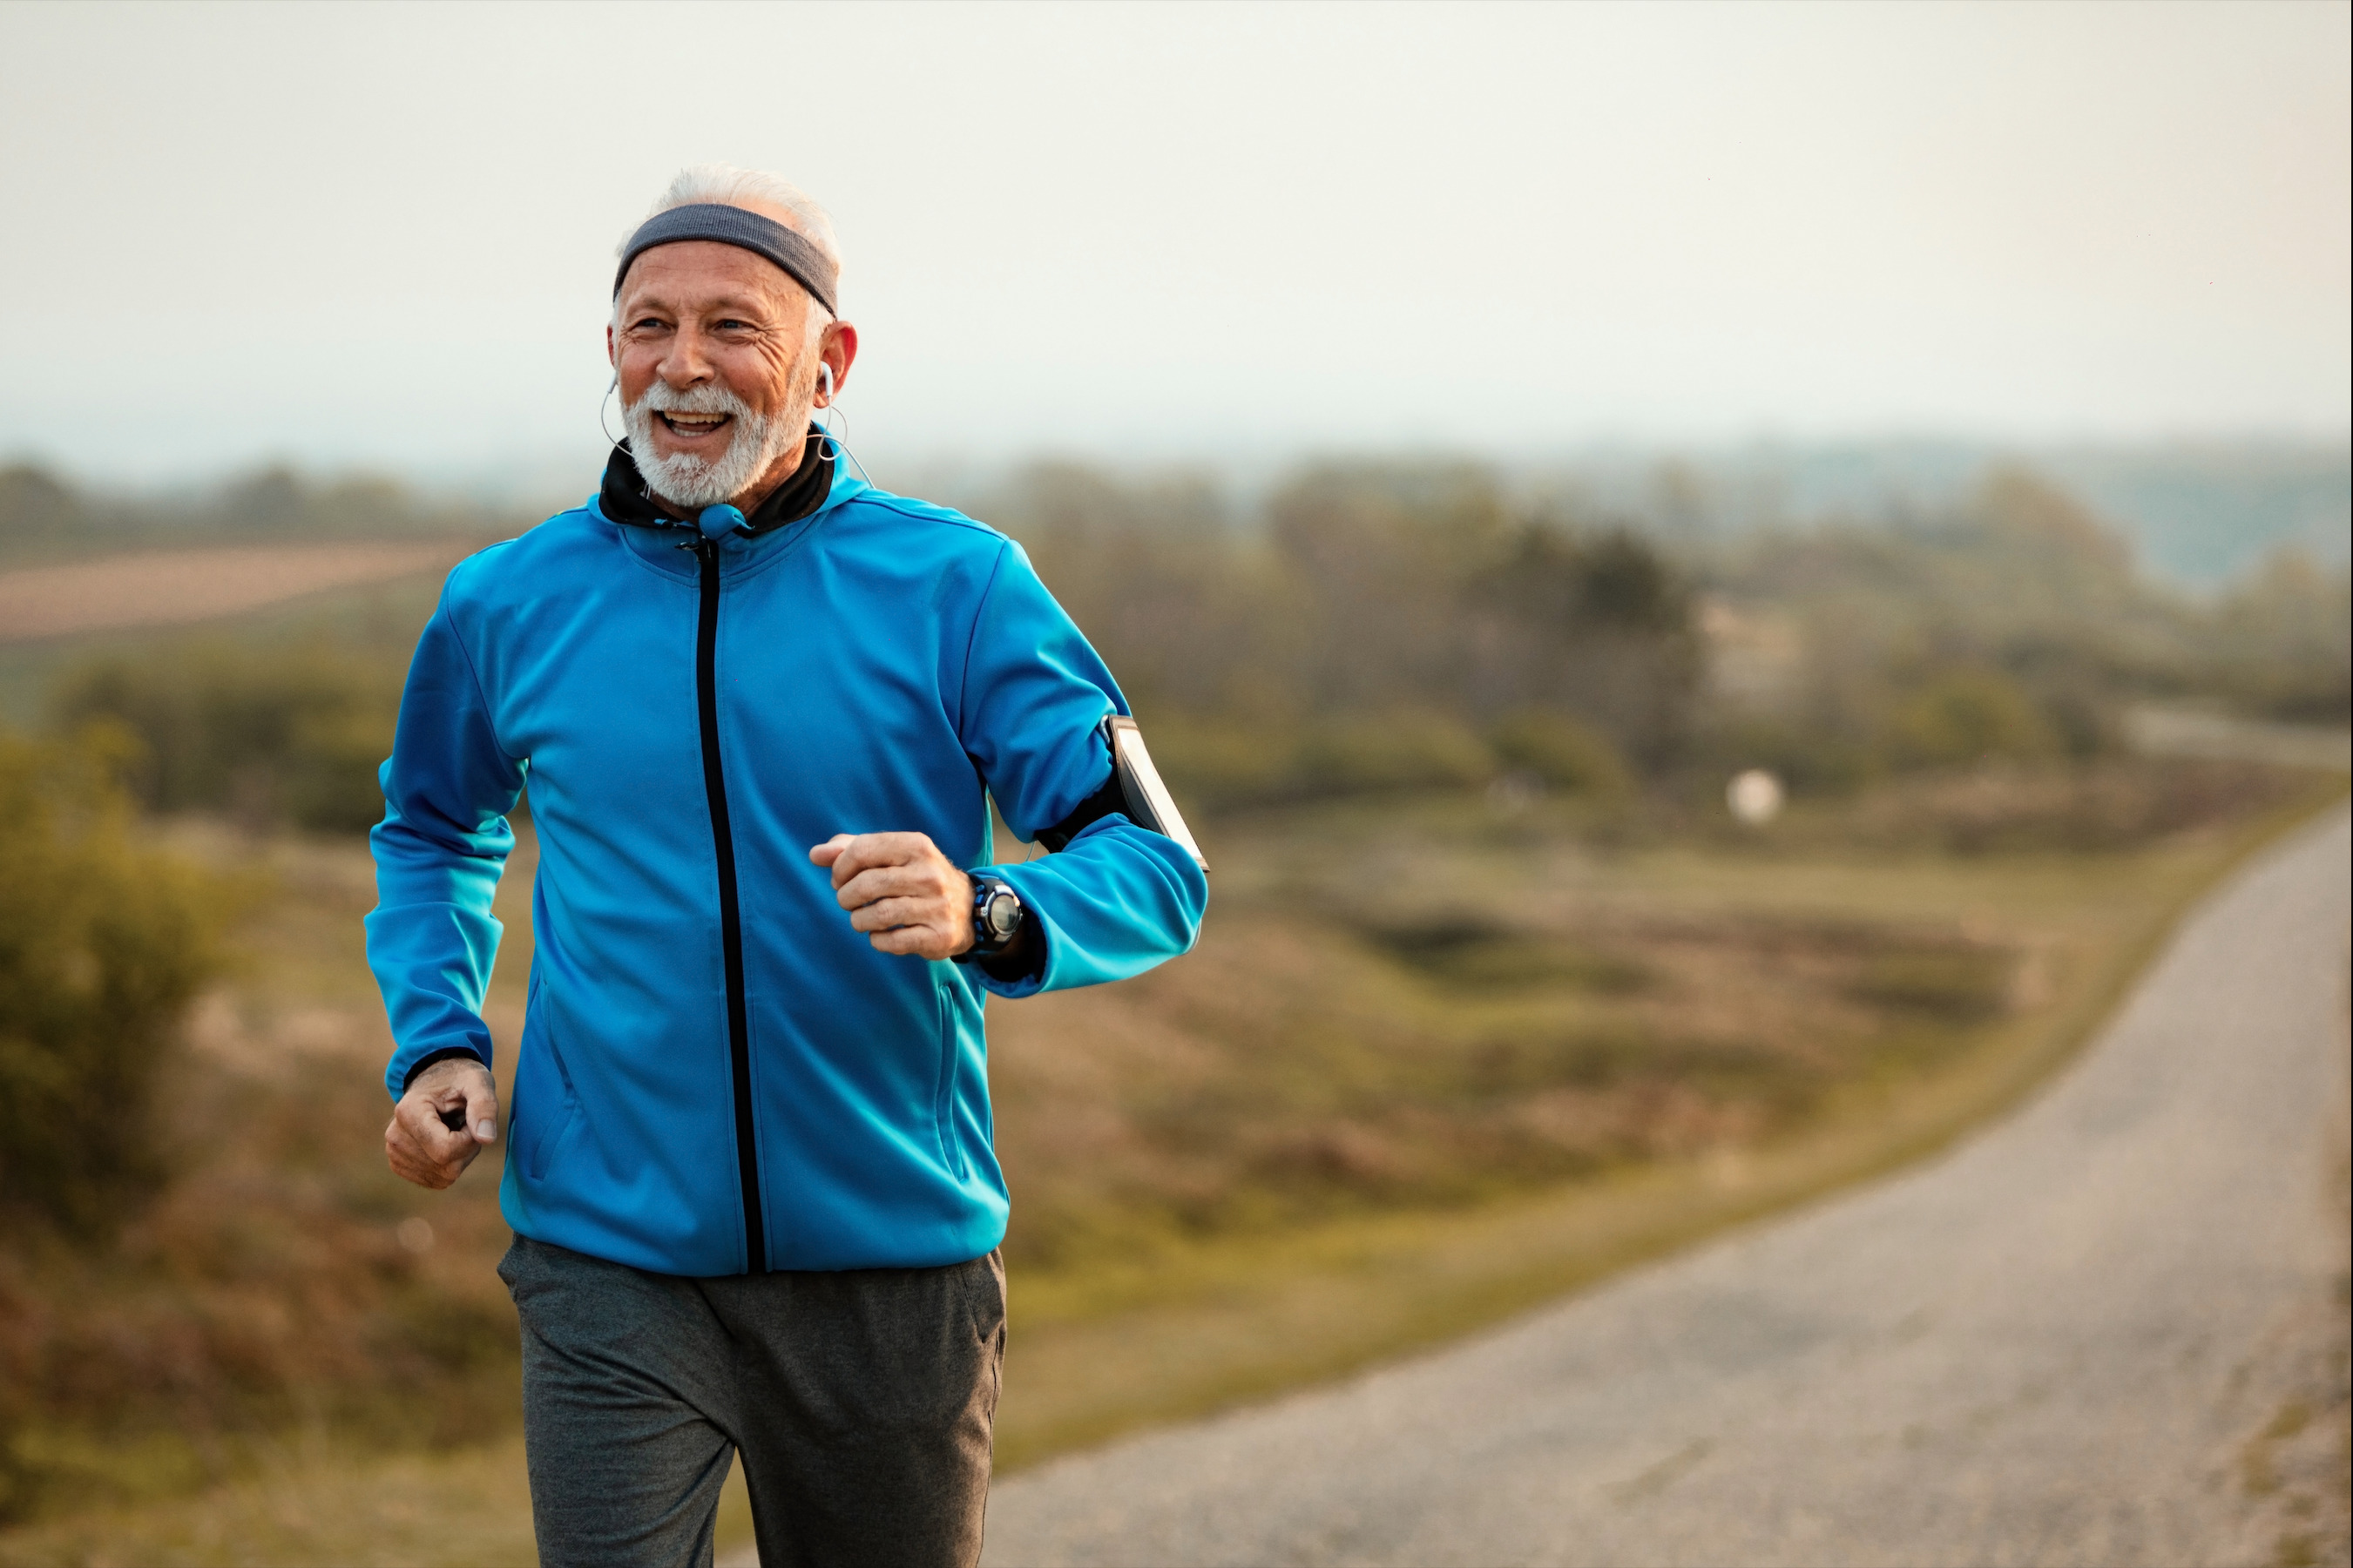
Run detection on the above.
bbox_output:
[1104,716,1208,875]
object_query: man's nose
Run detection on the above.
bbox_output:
[658,322,714,387]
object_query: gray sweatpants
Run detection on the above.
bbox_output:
[499,1234,1005,1568]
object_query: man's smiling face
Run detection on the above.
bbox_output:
[609,209,819,510]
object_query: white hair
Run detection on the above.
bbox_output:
[619,162,843,321]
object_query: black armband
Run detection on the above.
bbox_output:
[1035,768,1127,853]
[1030,717,1208,872]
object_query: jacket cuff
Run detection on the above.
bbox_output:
[975,923,1047,988]
[400,1045,489,1094]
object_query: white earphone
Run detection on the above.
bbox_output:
[816,363,835,402]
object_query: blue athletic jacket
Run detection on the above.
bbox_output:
[367,459,1207,1277]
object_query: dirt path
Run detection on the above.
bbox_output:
[980,809,2353,1567]
[0,540,480,643]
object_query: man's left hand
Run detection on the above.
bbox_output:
[811,832,974,959]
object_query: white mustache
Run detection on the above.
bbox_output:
[633,382,754,417]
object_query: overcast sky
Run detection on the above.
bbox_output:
[1,1,2346,486]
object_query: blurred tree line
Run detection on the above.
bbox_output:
[1690,469,2351,793]
[985,462,1681,807]
[983,460,2348,810]
[0,461,524,569]
[7,456,2347,835]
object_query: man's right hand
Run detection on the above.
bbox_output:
[386,1057,500,1190]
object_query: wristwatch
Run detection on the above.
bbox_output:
[955,875,1025,963]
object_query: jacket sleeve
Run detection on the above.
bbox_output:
[367,591,526,1098]
[956,540,1207,999]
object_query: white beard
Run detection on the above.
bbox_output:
[623,380,804,510]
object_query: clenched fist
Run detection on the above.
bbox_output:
[386,1055,499,1189]
[810,831,977,961]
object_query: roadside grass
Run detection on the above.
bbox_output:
[986,767,2348,1466]
[0,822,534,1549]
[0,1435,757,1568]
[2228,936,2351,1568]
[0,1436,540,1568]
[0,760,2339,1565]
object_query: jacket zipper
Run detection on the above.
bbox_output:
[692,537,767,1274]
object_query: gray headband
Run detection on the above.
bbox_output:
[614,203,839,317]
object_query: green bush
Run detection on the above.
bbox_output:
[2208,551,2352,724]
[51,642,402,834]
[1130,711,1304,810]
[1880,667,2057,771]
[1490,710,1634,798]
[1296,712,1496,796]
[0,728,225,1234]
[1697,713,1876,797]
[1848,947,2013,1019]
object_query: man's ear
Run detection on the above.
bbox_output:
[821,321,860,401]
[606,321,618,367]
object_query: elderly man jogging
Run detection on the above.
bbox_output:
[369,164,1207,1568]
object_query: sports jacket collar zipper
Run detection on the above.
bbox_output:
[606,440,837,1271]
[603,436,838,1272]
[689,533,767,1272]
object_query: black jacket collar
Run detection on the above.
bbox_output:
[599,429,836,536]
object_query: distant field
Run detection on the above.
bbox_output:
[0,541,478,645]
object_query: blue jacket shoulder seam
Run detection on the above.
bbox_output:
[955,539,1016,738]
[849,491,1007,541]
[438,557,519,763]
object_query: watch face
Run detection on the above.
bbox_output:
[984,889,1021,940]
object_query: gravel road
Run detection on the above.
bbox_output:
[980,808,2352,1568]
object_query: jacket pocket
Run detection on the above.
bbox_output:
[512,977,582,1182]
[933,985,969,1181]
